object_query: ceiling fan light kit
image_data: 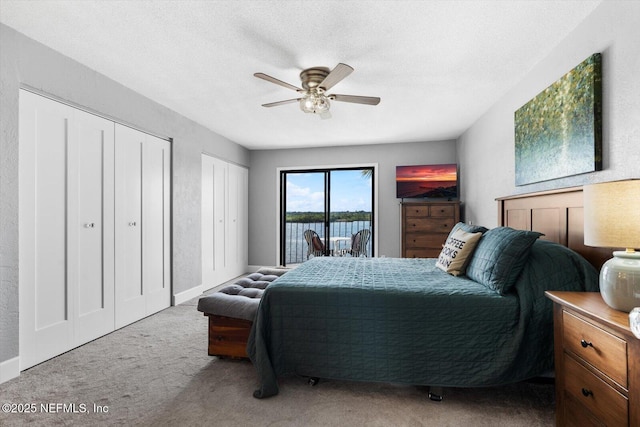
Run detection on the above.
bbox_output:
[299,89,330,114]
[255,63,380,118]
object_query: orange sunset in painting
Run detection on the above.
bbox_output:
[396,164,458,199]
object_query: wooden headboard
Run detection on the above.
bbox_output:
[497,186,612,270]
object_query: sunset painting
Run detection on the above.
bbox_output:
[396,164,458,199]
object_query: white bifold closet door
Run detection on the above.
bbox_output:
[201,154,248,289]
[227,162,248,279]
[19,90,115,369]
[19,91,171,370]
[115,124,171,329]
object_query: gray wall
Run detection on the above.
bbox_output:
[457,1,640,228]
[248,140,457,266]
[0,24,249,365]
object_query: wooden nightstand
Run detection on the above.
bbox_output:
[546,291,640,426]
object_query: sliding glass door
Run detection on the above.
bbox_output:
[280,167,374,266]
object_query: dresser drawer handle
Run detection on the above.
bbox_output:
[580,339,593,348]
[581,388,593,397]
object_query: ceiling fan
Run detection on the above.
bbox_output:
[254,63,380,119]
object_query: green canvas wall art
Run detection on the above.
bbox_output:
[515,53,602,185]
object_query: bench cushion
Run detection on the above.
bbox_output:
[197,270,287,321]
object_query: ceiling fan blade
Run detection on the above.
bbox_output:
[261,98,301,107]
[319,63,354,91]
[330,94,381,105]
[254,73,303,92]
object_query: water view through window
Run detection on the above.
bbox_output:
[281,168,374,265]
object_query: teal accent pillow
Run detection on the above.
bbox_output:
[465,227,544,294]
[450,222,489,235]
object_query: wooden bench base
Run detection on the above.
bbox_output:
[205,314,252,359]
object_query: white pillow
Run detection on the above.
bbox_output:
[436,228,483,276]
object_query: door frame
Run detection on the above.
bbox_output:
[275,163,379,266]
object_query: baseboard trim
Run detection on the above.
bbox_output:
[0,356,20,384]
[172,284,204,306]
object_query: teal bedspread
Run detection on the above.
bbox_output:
[248,240,598,398]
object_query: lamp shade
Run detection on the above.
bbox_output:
[584,180,640,249]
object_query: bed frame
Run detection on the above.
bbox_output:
[497,186,613,270]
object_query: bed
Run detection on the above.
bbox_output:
[248,188,602,398]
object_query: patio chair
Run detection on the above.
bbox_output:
[304,229,326,259]
[349,229,371,257]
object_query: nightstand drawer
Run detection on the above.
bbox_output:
[563,310,627,387]
[564,393,607,427]
[564,355,628,427]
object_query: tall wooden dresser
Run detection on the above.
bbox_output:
[401,201,460,258]
[546,291,640,426]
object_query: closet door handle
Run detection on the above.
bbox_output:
[84,222,95,228]
[128,221,137,227]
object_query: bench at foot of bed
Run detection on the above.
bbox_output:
[205,314,253,359]
[197,267,289,359]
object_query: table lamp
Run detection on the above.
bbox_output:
[584,180,640,312]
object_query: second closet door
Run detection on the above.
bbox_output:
[73,113,116,344]
[227,162,248,279]
[201,155,248,288]
[115,124,170,328]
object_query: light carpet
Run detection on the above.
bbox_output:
[0,294,555,426]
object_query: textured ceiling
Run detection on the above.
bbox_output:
[0,0,602,149]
